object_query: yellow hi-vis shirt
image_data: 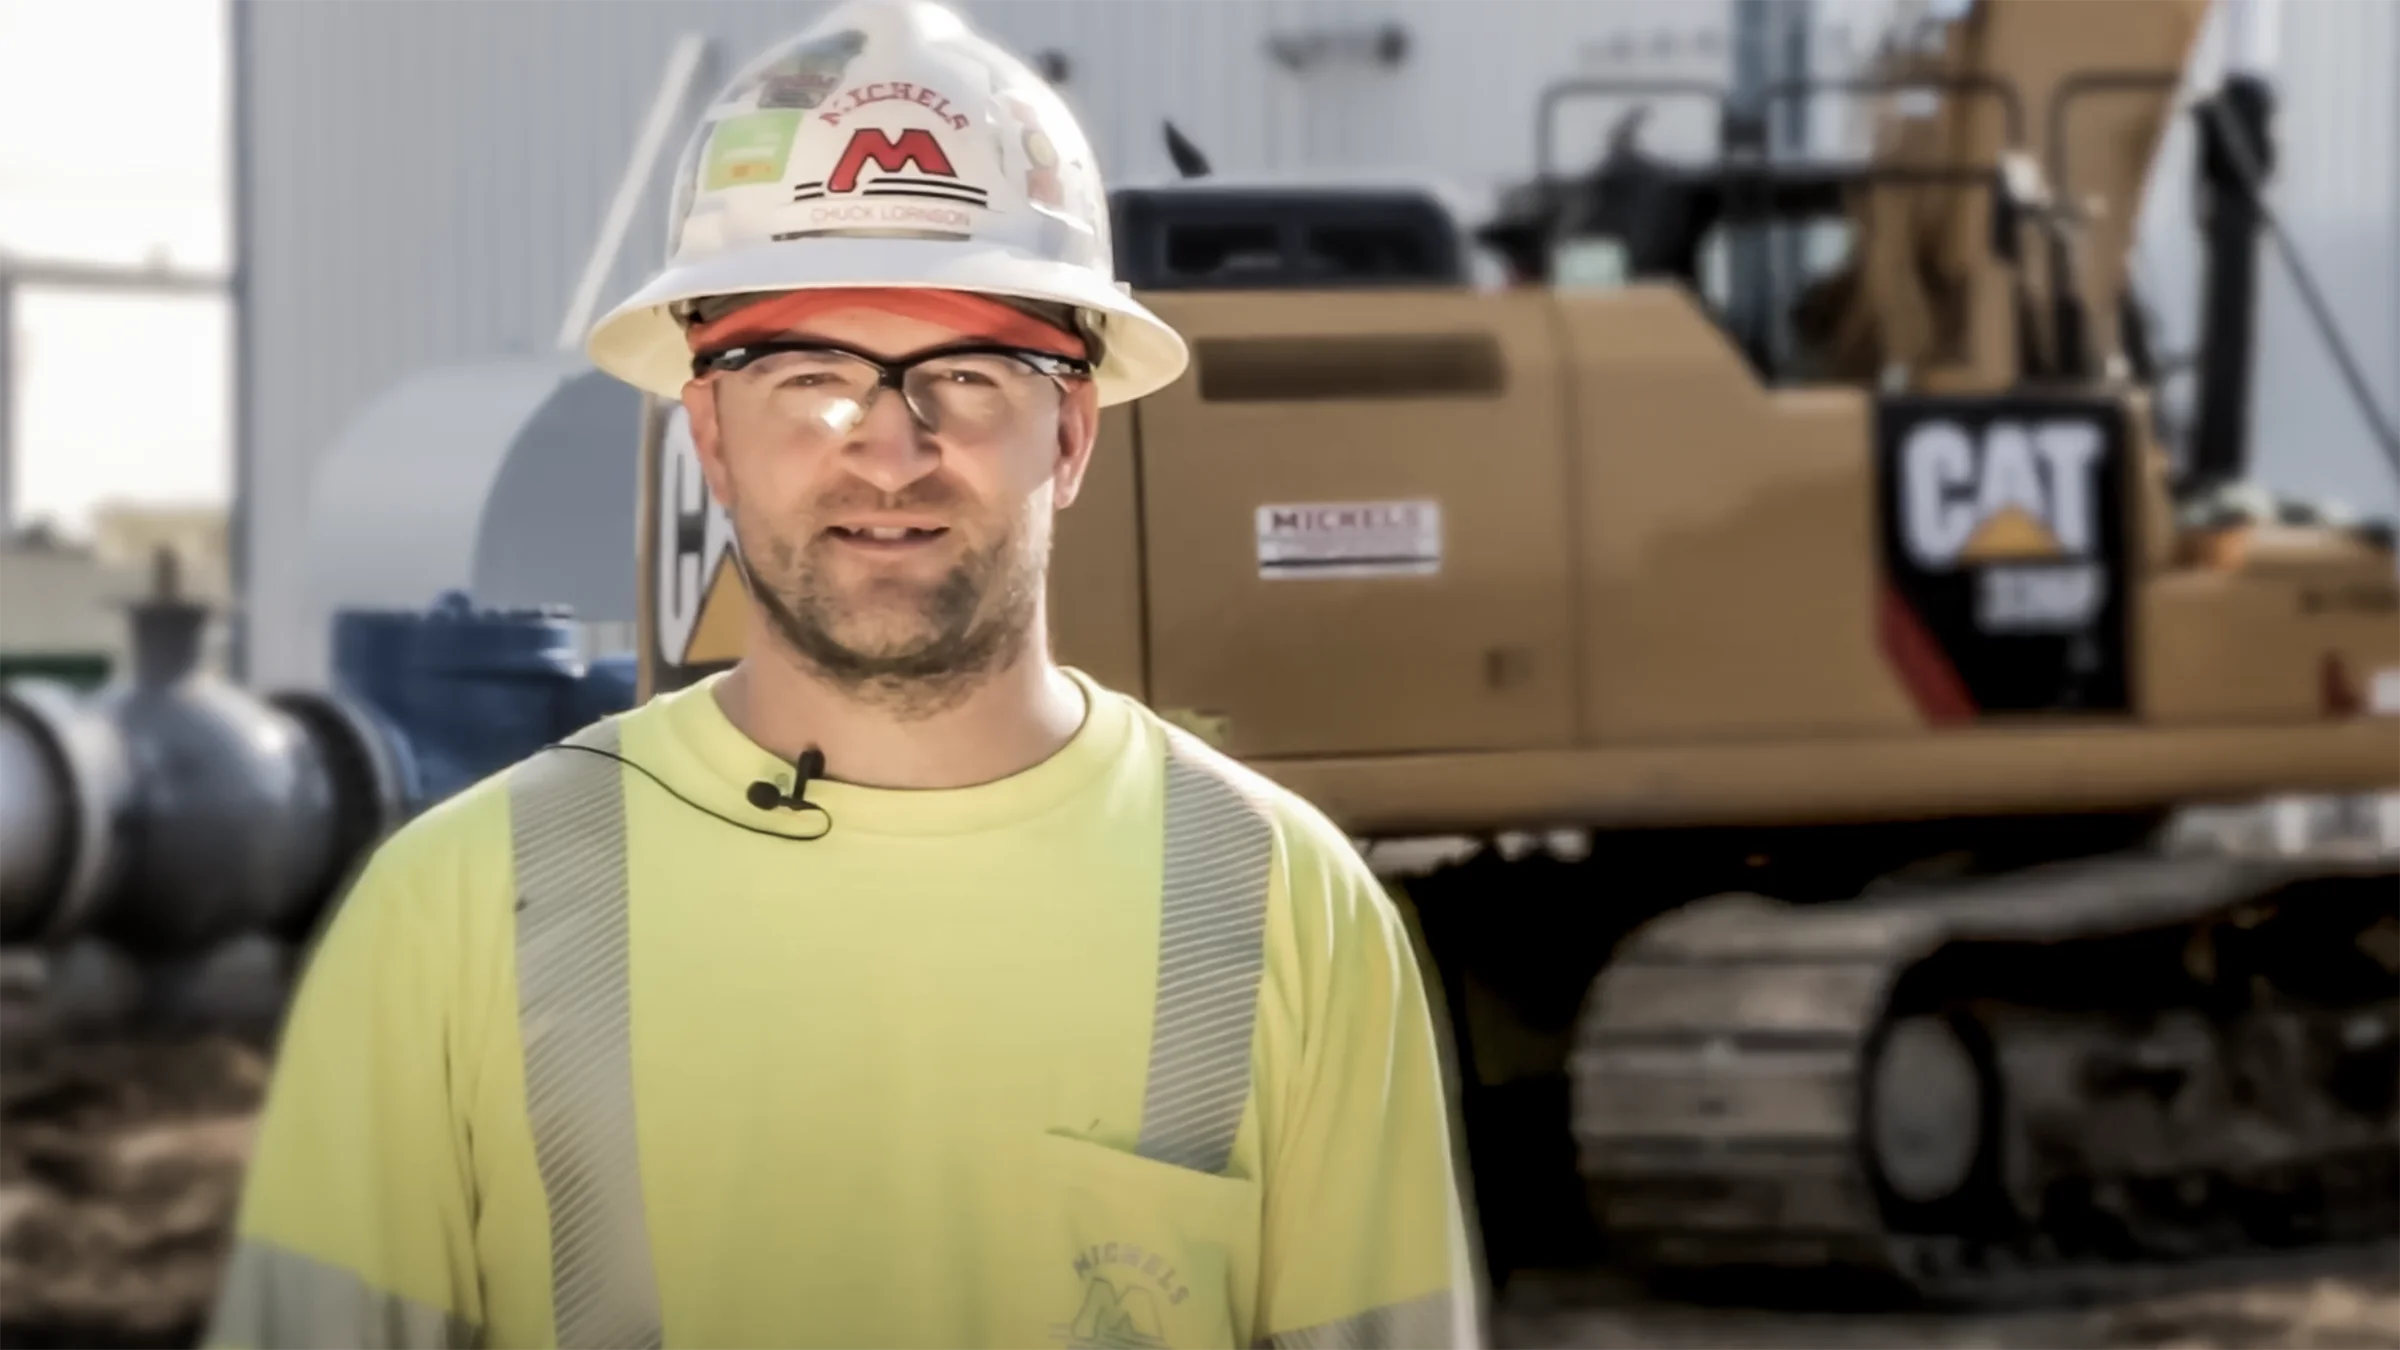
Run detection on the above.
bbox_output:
[205,668,1478,1349]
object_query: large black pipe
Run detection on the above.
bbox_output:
[2188,70,2275,490]
[0,552,410,955]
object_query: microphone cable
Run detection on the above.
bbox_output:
[536,742,834,842]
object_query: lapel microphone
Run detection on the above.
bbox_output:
[537,739,833,841]
[748,747,827,814]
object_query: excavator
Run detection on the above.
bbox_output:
[639,0,2400,1301]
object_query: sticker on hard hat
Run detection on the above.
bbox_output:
[1255,500,1442,580]
[731,29,867,112]
[653,406,745,670]
[1876,396,2129,715]
[703,112,805,191]
[999,94,1066,209]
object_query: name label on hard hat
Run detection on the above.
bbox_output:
[1877,396,2129,716]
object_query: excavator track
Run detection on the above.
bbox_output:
[1571,850,2400,1304]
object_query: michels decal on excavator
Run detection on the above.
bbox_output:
[1254,499,1443,580]
[1876,395,2131,720]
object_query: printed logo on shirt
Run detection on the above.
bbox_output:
[1053,1242,1188,1348]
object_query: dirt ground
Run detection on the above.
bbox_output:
[0,1033,264,1349]
[2,1029,2395,1350]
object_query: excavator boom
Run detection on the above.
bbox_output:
[1816,0,2210,390]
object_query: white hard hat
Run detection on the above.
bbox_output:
[587,0,1188,407]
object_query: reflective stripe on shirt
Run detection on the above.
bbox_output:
[500,718,1279,1346]
[1261,1289,1466,1349]
[206,1238,481,1349]
[509,720,663,1349]
[1138,735,1275,1174]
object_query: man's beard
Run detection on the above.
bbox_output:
[732,491,1047,721]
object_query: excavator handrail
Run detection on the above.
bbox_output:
[1760,73,2027,151]
[2033,70,2184,379]
[2044,69,2186,212]
[1531,72,2027,189]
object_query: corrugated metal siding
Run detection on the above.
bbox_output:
[2246,0,2399,518]
[1303,0,1918,198]
[1344,0,1737,194]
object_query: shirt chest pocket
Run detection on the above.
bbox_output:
[1032,1131,1262,1350]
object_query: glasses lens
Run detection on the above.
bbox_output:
[727,349,882,437]
[905,353,1056,438]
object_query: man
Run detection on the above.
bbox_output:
[207,2,1478,1347]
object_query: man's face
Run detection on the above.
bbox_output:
[681,302,1100,714]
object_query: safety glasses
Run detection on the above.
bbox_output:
[692,339,1091,442]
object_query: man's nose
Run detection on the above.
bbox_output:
[840,386,941,495]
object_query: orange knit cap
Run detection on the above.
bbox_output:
[685,287,1088,362]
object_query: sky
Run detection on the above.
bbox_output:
[0,0,230,539]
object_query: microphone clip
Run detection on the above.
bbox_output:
[746,747,833,839]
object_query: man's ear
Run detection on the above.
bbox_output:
[1050,380,1103,511]
[680,380,733,509]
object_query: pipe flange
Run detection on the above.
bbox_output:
[0,681,134,943]
[267,688,420,934]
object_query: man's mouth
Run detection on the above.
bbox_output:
[827,524,949,549]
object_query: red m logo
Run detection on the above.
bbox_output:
[826,128,957,193]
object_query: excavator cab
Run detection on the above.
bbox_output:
[1109,178,1472,292]
[1479,73,2047,394]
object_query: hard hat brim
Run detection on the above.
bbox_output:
[587,236,1190,407]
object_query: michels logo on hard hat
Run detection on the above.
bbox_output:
[793,127,990,211]
[779,102,994,238]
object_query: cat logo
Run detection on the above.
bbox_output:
[1897,416,2108,633]
[1056,1278,1167,1350]
[652,406,747,670]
